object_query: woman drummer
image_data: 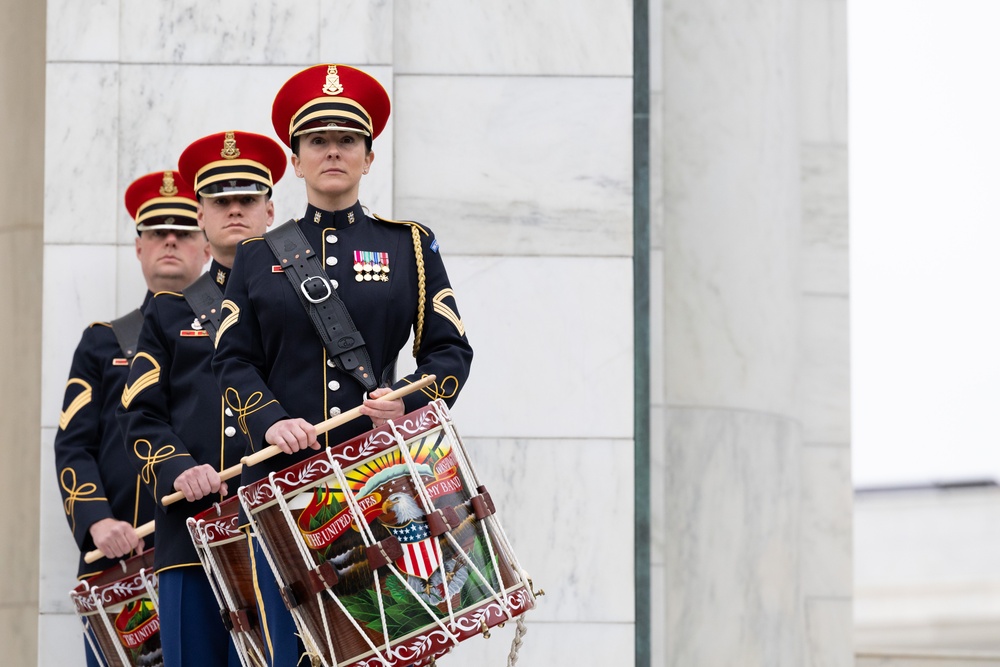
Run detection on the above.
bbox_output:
[211,64,473,664]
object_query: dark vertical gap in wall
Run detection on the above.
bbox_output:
[633,0,651,666]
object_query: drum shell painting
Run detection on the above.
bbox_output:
[240,402,534,666]
[69,550,163,667]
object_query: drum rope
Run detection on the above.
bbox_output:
[267,473,337,667]
[140,567,159,609]
[329,448,461,659]
[79,616,108,667]
[435,401,537,611]
[429,404,537,662]
[391,421,461,629]
[189,519,268,667]
[426,404,516,617]
[90,582,132,665]
[246,476,332,667]
[506,615,529,666]
[326,452,405,665]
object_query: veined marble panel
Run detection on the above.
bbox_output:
[115,64,394,244]
[41,244,119,429]
[39,426,81,615]
[44,63,120,245]
[462,436,634,623]
[651,562,666,664]
[805,598,854,667]
[394,75,632,258]
[660,407,804,666]
[402,255,633,440]
[800,445,852,597]
[798,0,848,145]
[38,612,87,667]
[799,294,850,444]
[46,0,119,63]
[443,620,634,666]
[319,0,393,65]
[660,0,801,416]
[395,0,631,76]
[119,0,319,64]
[801,143,849,296]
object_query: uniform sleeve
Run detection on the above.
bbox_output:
[395,228,474,413]
[212,241,290,450]
[53,327,115,551]
[115,298,197,509]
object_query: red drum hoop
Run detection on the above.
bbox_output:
[239,400,536,667]
[68,550,162,667]
[187,495,266,667]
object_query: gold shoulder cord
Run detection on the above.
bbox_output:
[411,224,426,357]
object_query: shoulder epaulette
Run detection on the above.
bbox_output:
[152,290,183,298]
[372,214,429,237]
[241,236,266,245]
[88,321,112,329]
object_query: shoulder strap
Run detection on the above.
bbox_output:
[182,272,225,342]
[265,219,377,392]
[109,309,144,359]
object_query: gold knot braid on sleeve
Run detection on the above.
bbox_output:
[60,468,102,532]
[224,388,278,444]
[133,439,187,499]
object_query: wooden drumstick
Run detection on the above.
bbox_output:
[162,375,435,505]
[83,521,155,564]
[84,375,436,563]
[241,374,436,468]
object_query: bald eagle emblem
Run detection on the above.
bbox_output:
[379,493,444,579]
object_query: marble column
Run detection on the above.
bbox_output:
[0,1,45,665]
[650,0,851,664]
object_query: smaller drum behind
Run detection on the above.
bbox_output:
[69,549,162,667]
[187,496,266,667]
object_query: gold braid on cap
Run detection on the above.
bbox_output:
[411,225,426,357]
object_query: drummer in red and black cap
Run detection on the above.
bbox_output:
[55,170,209,667]
[116,132,285,667]
[178,130,286,271]
[126,169,211,293]
[212,66,473,666]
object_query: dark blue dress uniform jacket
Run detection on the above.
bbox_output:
[54,293,156,577]
[212,201,473,489]
[116,261,242,573]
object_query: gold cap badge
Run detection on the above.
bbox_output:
[221,131,241,159]
[322,65,344,96]
[159,171,178,196]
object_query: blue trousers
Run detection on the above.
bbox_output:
[251,535,306,666]
[158,567,242,667]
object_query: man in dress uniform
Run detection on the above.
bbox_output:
[211,63,474,665]
[54,169,208,667]
[116,131,286,667]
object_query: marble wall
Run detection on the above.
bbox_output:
[38,1,634,666]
